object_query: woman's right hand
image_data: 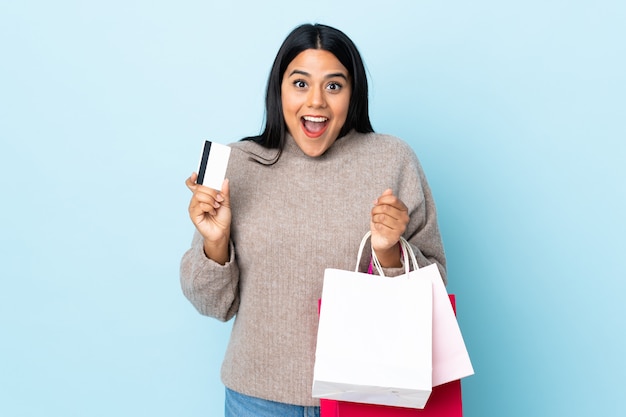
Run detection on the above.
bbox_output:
[185,173,231,264]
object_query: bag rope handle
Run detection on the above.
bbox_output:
[355,231,419,278]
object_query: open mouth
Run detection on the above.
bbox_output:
[301,116,329,138]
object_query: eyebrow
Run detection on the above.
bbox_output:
[288,69,348,81]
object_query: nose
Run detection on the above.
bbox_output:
[307,86,327,108]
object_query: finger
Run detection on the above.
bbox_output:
[371,214,406,236]
[376,196,408,213]
[371,214,407,234]
[371,203,407,222]
[374,189,408,210]
[202,204,218,217]
[216,178,230,205]
[189,193,214,215]
[371,204,409,235]
[372,188,393,205]
[193,190,222,211]
[185,173,198,192]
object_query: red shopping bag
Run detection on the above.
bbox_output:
[320,295,464,417]
[322,380,462,417]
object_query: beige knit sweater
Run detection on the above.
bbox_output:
[180,130,446,406]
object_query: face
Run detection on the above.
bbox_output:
[281,49,352,157]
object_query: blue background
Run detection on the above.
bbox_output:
[1,1,624,416]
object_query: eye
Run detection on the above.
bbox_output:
[326,81,343,92]
[293,80,307,89]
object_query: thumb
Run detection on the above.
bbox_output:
[373,188,394,205]
[218,178,230,204]
[185,173,199,192]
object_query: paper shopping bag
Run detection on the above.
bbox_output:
[429,275,473,386]
[395,240,474,386]
[321,296,465,417]
[313,268,433,408]
[312,233,434,409]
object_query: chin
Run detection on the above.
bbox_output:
[302,148,326,157]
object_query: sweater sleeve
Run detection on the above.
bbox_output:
[360,139,447,284]
[179,231,240,321]
[403,149,447,285]
[375,140,447,284]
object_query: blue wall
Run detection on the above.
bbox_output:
[1,1,624,416]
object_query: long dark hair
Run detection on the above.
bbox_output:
[244,24,374,161]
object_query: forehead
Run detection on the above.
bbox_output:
[284,49,349,76]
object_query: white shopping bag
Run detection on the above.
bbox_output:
[382,236,474,387]
[427,270,474,386]
[312,232,434,409]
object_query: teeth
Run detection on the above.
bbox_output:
[303,116,328,123]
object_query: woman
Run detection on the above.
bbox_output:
[180,23,446,416]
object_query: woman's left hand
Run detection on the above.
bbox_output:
[370,189,409,267]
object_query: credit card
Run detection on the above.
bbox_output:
[196,140,231,191]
